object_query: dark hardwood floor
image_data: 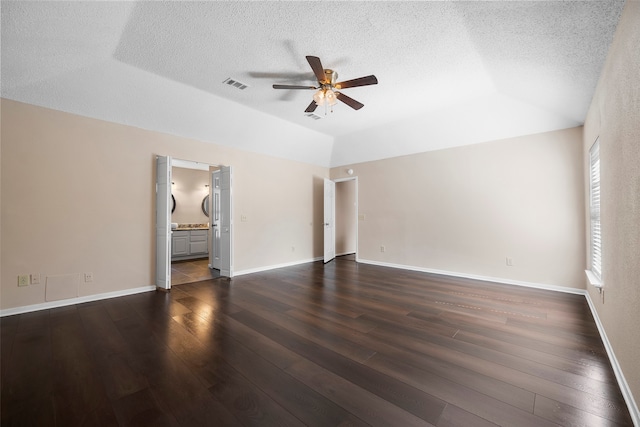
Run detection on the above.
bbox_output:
[1,257,633,426]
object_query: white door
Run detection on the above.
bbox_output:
[324,178,336,263]
[219,166,233,277]
[209,170,222,270]
[156,155,172,289]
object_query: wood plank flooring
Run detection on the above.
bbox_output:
[1,256,634,426]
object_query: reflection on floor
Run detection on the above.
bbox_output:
[171,258,219,286]
[172,255,355,286]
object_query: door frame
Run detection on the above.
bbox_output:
[156,157,233,290]
[156,156,172,290]
[334,176,359,261]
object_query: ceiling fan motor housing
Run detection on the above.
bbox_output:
[324,69,337,85]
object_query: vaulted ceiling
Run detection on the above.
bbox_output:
[1,1,624,167]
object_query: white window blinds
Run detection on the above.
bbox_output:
[589,139,602,280]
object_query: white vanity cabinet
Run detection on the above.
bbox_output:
[171,231,190,257]
[171,229,208,260]
[189,230,208,255]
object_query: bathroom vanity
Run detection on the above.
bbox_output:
[171,225,209,260]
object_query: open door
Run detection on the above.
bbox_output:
[324,178,336,263]
[219,166,233,277]
[209,169,221,270]
[156,155,172,289]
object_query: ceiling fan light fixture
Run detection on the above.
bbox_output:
[313,88,337,107]
[313,89,325,105]
[325,89,337,106]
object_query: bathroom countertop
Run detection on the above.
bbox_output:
[174,227,208,231]
[172,223,209,231]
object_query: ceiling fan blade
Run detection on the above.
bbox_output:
[336,92,364,110]
[273,84,317,90]
[335,75,378,90]
[306,56,327,83]
[304,101,318,113]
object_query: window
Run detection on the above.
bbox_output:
[587,138,602,286]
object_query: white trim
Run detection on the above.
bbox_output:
[585,292,640,426]
[172,158,212,171]
[357,259,586,295]
[233,257,323,277]
[0,286,156,317]
[585,269,604,288]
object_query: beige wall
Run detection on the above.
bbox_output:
[336,179,357,255]
[1,99,327,310]
[332,127,586,289]
[583,0,640,411]
[171,167,209,225]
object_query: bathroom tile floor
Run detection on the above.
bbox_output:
[171,258,219,286]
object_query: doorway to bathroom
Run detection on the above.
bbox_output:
[156,156,233,290]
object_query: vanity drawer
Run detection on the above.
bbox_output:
[190,230,208,241]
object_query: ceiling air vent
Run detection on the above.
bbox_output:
[222,78,249,90]
[305,113,323,121]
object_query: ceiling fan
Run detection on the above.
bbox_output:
[273,56,378,113]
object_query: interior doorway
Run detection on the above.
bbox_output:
[156,156,233,290]
[334,177,358,260]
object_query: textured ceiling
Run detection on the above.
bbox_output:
[1,1,624,167]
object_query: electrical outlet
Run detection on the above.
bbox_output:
[30,273,41,285]
[241,214,248,222]
[18,275,29,287]
[506,257,513,266]
[380,245,385,253]
[84,272,93,283]
[358,214,365,221]
[291,246,295,252]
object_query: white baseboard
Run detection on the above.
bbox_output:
[357,259,586,295]
[234,257,323,277]
[0,286,156,317]
[584,293,640,426]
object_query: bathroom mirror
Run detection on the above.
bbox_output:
[202,195,209,217]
